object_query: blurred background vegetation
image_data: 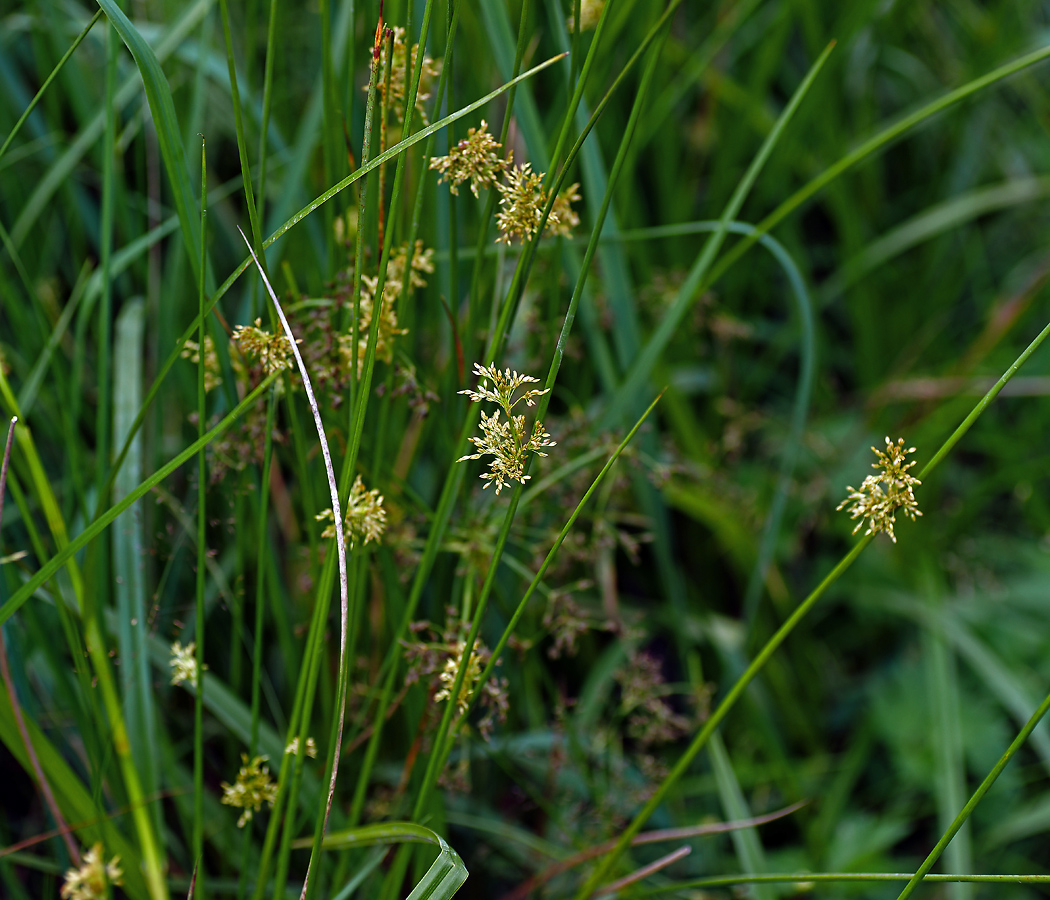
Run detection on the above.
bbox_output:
[3,0,1050,898]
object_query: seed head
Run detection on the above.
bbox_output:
[496,163,552,244]
[181,335,222,391]
[285,736,318,758]
[61,844,123,900]
[837,436,922,543]
[372,27,441,124]
[315,475,387,548]
[430,120,509,197]
[233,318,296,374]
[221,754,278,828]
[337,241,430,377]
[458,363,555,494]
[548,182,582,238]
[169,640,201,689]
[435,640,484,716]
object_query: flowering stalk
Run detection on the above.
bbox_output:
[221,754,278,828]
[457,363,556,494]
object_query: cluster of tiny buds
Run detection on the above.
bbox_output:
[169,640,204,689]
[429,120,507,198]
[429,121,581,243]
[220,754,278,828]
[315,474,387,548]
[837,436,922,543]
[232,318,297,374]
[458,363,556,494]
[61,844,123,900]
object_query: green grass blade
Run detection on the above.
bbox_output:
[895,687,1050,899]
[708,732,774,900]
[606,40,835,422]
[637,872,1050,894]
[217,0,266,274]
[94,0,206,286]
[193,133,208,892]
[0,374,278,627]
[404,838,468,900]
[112,297,163,850]
[920,567,972,900]
[821,176,1050,304]
[300,821,450,851]
[0,10,102,164]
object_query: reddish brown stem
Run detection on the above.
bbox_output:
[595,845,691,896]
[499,801,805,900]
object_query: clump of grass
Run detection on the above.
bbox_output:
[4,3,1050,900]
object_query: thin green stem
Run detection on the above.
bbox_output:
[613,41,1050,412]
[640,872,1050,894]
[571,293,1050,897]
[0,10,103,164]
[0,374,278,627]
[218,0,267,279]
[193,134,207,897]
[895,688,1050,898]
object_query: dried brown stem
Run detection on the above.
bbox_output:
[595,845,691,896]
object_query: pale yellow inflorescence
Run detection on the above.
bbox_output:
[373,26,442,124]
[61,844,123,900]
[232,318,297,374]
[549,183,582,238]
[495,163,551,244]
[339,241,433,377]
[221,754,278,828]
[458,363,556,494]
[315,475,387,548]
[837,436,922,543]
[180,334,222,392]
[429,120,508,197]
[169,640,200,689]
[435,640,484,716]
[285,736,318,758]
[430,124,581,243]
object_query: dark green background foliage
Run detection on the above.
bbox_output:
[2,0,1050,898]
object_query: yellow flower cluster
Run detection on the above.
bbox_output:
[837,437,922,543]
[232,318,296,374]
[458,363,556,494]
[435,640,484,716]
[339,241,433,377]
[315,475,387,548]
[429,120,507,197]
[374,26,442,124]
[180,334,222,392]
[169,640,200,689]
[429,124,581,243]
[61,844,123,900]
[221,754,278,828]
